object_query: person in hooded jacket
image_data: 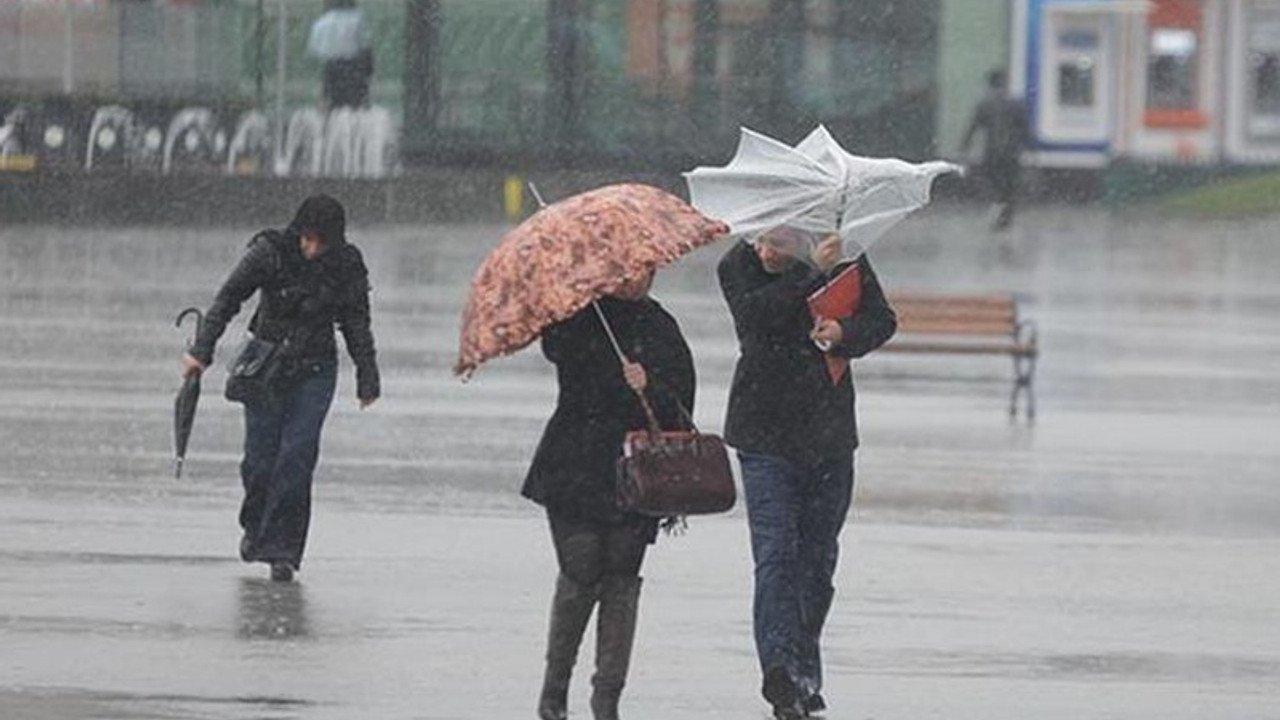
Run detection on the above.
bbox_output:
[719,229,896,719]
[524,270,695,720]
[181,194,380,583]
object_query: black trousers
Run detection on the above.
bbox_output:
[982,154,1021,206]
[239,364,336,569]
[546,510,651,587]
[323,56,372,109]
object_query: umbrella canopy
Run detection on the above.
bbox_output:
[455,183,728,378]
[684,125,961,260]
[174,307,203,479]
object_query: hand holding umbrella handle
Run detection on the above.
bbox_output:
[589,301,665,434]
[181,352,206,379]
[811,234,841,271]
[174,306,206,480]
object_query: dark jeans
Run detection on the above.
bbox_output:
[982,154,1021,228]
[739,451,854,699]
[239,362,337,569]
[547,510,650,587]
[324,56,372,109]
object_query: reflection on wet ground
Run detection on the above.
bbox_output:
[1,207,1278,719]
[237,578,310,641]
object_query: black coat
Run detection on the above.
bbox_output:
[717,240,896,466]
[523,296,696,522]
[963,93,1030,162]
[191,229,380,400]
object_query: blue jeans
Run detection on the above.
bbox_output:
[739,451,854,699]
[239,362,337,569]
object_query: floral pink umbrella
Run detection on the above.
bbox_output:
[455,183,728,378]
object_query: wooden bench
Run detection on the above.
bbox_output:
[881,293,1039,421]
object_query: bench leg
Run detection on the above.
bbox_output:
[1009,352,1037,423]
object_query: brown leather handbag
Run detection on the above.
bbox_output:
[615,393,736,517]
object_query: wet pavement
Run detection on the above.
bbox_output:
[1,206,1279,719]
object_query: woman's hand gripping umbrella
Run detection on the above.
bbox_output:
[685,125,961,382]
[174,307,204,479]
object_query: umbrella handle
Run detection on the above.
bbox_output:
[175,306,204,347]
[529,186,663,433]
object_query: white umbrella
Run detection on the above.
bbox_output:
[684,125,962,260]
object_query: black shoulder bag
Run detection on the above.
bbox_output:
[224,336,283,405]
[224,231,287,405]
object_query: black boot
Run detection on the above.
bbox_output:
[537,573,598,720]
[763,666,804,720]
[590,575,642,720]
[269,562,294,583]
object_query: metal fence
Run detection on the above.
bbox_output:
[1,0,942,171]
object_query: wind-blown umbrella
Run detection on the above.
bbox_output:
[684,125,961,259]
[455,183,728,378]
[174,307,204,480]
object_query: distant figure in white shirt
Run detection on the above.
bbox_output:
[307,0,375,110]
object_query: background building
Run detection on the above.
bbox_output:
[1012,0,1280,168]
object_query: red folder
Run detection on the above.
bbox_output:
[806,261,863,384]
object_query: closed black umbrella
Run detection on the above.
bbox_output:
[174,307,204,479]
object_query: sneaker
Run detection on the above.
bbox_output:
[802,692,826,716]
[269,562,294,582]
[763,666,803,720]
[773,704,804,720]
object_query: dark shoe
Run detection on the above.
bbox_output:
[536,687,568,720]
[589,686,620,720]
[763,666,803,720]
[802,692,826,716]
[773,704,804,720]
[269,562,294,582]
[590,575,642,720]
[538,574,598,720]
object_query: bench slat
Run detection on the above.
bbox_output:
[883,340,1036,356]
[891,295,1015,312]
[895,321,1020,336]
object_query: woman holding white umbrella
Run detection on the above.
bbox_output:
[687,126,957,719]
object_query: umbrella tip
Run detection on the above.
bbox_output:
[174,458,183,480]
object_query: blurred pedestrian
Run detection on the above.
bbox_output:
[524,273,696,720]
[961,69,1030,231]
[718,229,896,719]
[307,0,375,110]
[180,194,380,582]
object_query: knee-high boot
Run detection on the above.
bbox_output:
[590,575,642,720]
[538,573,599,720]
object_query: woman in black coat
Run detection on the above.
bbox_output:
[524,271,695,720]
[181,194,380,583]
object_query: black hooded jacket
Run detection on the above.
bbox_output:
[190,228,380,400]
[718,240,896,466]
